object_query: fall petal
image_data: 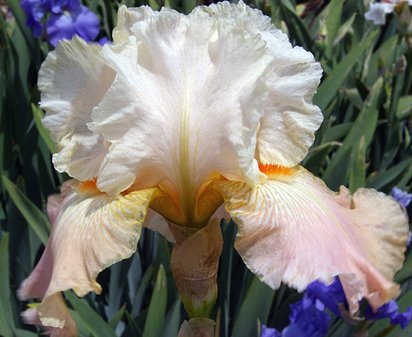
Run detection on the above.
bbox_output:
[39,36,115,181]
[19,184,159,329]
[216,168,408,311]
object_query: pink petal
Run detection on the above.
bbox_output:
[217,167,409,313]
[19,182,159,334]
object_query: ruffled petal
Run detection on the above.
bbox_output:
[89,8,272,198]
[112,5,167,43]
[216,167,408,312]
[19,182,159,332]
[195,1,324,167]
[39,36,115,181]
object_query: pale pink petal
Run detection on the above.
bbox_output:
[19,184,159,332]
[46,180,76,224]
[39,37,115,181]
[216,167,408,312]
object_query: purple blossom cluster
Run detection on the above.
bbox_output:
[20,0,100,46]
[391,187,412,209]
[262,277,412,337]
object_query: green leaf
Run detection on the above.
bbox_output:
[183,0,196,14]
[2,175,50,245]
[366,158,412,190]
[13,330,39,337]
[395,251,412,284]
[314,30,379,113]
[142,265,167,337]
[322,123,354,143]
[396,95,412,120]
[323,78,383,189]
[365,35,400,87]
[325,0,344,59]
[231,277,275,337]
[66,292,117,337]
[0,234,15,337]
[109,305,126,330]
[333,13,356,47]
[303,142,340,176]
[131,265,155,317]
[162,299,181,337]
[349,136,366,192]
[32,104,55,153]
[7,0,34,51]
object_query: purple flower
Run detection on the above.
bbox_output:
[50,0,79,14]
[21,0,50,36]
[98,36,109,45]
[261,325,282,337]
[20,0,100,46]
[305,277,346,317]
[263,278,412,337]
[391,307,412,329]
[365,300,399,320]
[365,300,412,329]
[262,293,331,337]
[282,296,330,337]
[46,5,99,47]
[391,187,412,208]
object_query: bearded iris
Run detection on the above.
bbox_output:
[18,2,409,336]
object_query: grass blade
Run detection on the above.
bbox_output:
[142,265,167,337]
[314,30,379,113]
[2,176,50,244]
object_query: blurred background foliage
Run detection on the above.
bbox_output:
[1,0,412,336]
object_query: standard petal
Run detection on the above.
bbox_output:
[216,167,408,311]
[195,1,324,167]
[89,9,272,202]
[39,36,115,181]
[112,5,166,43]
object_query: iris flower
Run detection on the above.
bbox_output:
[21,0,100,47]
[18,2,409,336]
[365,0,412,25]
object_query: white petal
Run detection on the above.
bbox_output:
[216,167,408,311]
[365,3,395,25]
[39,37,115,181]
[257,53,323,166]
[195,1,324,167]
[89,10,272,200]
